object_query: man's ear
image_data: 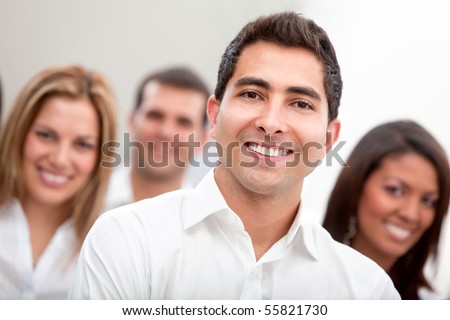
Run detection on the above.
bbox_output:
[207,95,220,140]
[325,118,341,152]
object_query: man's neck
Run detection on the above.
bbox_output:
[214,167,302,261]
[131,167,185,201]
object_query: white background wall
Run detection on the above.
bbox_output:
[299,0,450,298]
[0,0,303,131]
[1,0,449,298]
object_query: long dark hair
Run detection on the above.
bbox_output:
[323,120,450,299]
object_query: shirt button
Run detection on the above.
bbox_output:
[249,272,255,281]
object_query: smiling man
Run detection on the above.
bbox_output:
[69,12,400,299]
[104,67,209,210]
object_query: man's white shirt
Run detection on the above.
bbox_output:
[104,166,193,211]
[70,170,400,299]
[103,167,134,211]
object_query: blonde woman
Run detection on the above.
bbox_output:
[0,65,117,299]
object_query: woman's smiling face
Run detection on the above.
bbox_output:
[352,153,438,269]
[21,95,99,209]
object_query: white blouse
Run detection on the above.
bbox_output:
[0,200,78,299]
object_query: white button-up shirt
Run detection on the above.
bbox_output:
[69,170,400,299]
[0,200,78,299]
[104,166,194,212]
[103,166,134,211]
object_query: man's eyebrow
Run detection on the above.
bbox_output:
[177,116,193,124]
[234,77,270,90]
[286,86,321,102]
[234,77,322,102]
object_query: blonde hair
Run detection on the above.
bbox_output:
[0,65,117,249]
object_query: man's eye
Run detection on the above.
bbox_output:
[292,100,313,110]
[178,118,193,128]
[242,91,260,99]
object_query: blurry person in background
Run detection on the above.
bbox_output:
[323,120,450,299]
[104,67,209,211]
[0,65,117,299]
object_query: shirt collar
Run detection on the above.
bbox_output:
[298,224,320,261]
[183,170,319,261]
[285,204,302,245]
[283,205,319,261]
[183,169,229,229]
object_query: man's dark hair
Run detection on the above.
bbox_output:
[135,67,210,125]
[214,11,342,122]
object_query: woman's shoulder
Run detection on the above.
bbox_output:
[0,198,22,216]
[418,287,444,300]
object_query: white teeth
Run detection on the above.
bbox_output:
[248,143,287,157]
[385,223,412,240]
[41,171,69,184]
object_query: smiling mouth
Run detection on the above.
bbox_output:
[245,142,293,157]
[384,222,413,241]
[39,167,70,185]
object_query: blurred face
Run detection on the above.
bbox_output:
[130,82,206,180]
[353,153,438,269]
[208,41,340,196]
[21,96,99,209]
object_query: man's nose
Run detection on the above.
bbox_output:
[254,100,287,135]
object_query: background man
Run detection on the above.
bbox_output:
[104,67,209,210]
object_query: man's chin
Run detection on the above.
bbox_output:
[141,164,186,181]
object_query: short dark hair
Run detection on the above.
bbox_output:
[214,11,342,122]
[323,120,450,299]
[134,67,210,125]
